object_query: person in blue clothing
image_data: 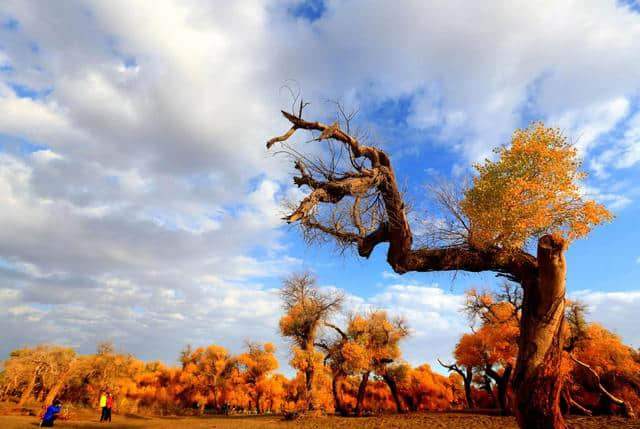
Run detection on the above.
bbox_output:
[40,399,62,427]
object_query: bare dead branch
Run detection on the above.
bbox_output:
[266,110,538,282]
[325,322,348,340]
[570,355,636,418]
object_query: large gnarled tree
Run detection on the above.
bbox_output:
[266,105,611,428]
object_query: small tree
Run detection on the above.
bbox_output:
[569,323,639,417]
[238,342,278,414]
[279,271,343,410]
[320,310,408,415]
[179,345,232,412]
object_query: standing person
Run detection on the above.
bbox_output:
[106,392,113,422]
[40,399,61,427]
[99,392,108,422]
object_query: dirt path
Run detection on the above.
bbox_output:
[1,412,639,429]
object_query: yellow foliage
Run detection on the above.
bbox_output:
[461,122,612,250]
[340,342,370,373]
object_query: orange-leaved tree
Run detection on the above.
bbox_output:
[279,271,343,411]
[567,314,640,418]
[358,311,409,414]
[455,285,521,414]
[237,342,279,414]
[397,364,460,411]
[2,345,75,406]
[320,310,409,416]
[178,344,234,413]
[267,104,612,429]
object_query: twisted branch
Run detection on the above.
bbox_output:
[267,110,537,280]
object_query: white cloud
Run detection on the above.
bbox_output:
[276,0,640,167]
[592,110,640,174]
[554,97,630,155]
[330,283,468,370]
[579,183,633,211]
[1,0,640,365]
[571,289,640,348]
[381,271,400,279]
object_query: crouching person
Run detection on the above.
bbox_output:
[40,399,62,427]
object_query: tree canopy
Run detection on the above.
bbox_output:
[461,123,612,251]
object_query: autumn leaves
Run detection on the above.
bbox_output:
[266,107,615,428]
[278,272,461,415]
[461,123,611,251]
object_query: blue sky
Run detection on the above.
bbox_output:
[0,0,639,373]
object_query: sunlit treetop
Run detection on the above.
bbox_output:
[460,122,613,251]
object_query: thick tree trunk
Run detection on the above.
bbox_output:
[268,115,576,429]
[332,372,348,416]
[403,393,417,412]
[382,374,403,413]
[355,371,370,416]
[513,235,568,429]
[18,374,37,406]
[497,372,511,415]
[482,374,496,406]
[255,392,262,414]
[305,367,315,410]
[464,366,474,409]
[44,361,77,406]
[303,338,316,411]
[486,364,512,415]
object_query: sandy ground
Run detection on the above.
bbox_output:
[1,412,640,429]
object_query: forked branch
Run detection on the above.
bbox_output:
[571,355,636,418]
[267,110,537,281]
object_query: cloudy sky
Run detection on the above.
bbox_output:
[1,0,639,373]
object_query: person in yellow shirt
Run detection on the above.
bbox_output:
[99,392,108,422]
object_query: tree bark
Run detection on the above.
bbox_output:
[268,112,573,429]
[438,360,475,409]
[382,374,404,413]
[332,372,348,416]
[18,373,37,406]
[355,371,370,416]
[44,360,77,406]
[464,366,475,409]
[305,367,315,410]
[255,392,262,414]
[571,355,636,418]
[482,374,496,406]
[486,363,512,415]
[513,235,568,429]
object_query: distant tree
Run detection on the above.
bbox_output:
[568,323,639,418]
[397,364,459,411]
[267,107,612,429]
[564,300,589,351]
[320,310,408,415]
[42,347,77,406]
[279,271,343,410]
[454,285,521,414]
[179,345,232,413]
[238,342,278,414]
